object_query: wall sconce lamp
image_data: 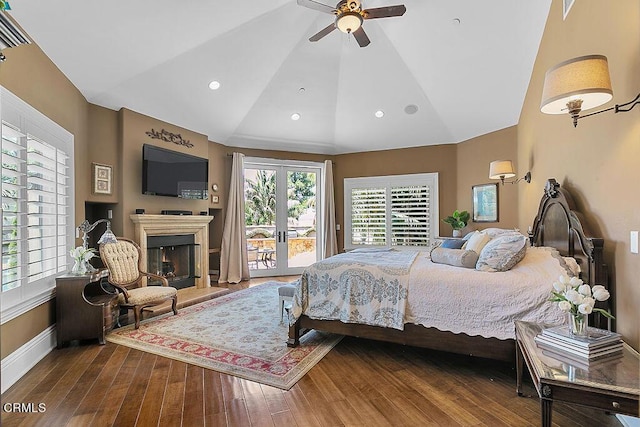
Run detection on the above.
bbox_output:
[77,219,117,272]
[489,160,531,185]
[541,54,639,127]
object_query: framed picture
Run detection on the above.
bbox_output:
[472,183,498,223]
[92,163,112,195]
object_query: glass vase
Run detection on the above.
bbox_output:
[71,259,87,275]
[568,313,588,336]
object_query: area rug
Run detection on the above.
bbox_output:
[106,281,342,390]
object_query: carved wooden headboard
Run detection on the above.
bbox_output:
[529,179,609,327]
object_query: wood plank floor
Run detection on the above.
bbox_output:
[1,277,622,427]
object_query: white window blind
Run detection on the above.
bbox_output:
[351,187,387,245]
[391,185,430,247]
[1,86,74,323]
[344,173,439,250]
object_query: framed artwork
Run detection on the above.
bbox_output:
[92,163,112,195]
[472,183,498,223]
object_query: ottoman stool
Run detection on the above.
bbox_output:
[278,284,296,322]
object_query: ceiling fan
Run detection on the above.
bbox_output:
[298,0,406,47]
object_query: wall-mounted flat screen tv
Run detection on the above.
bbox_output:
[142,144,208,200]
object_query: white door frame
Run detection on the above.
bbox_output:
[244,157,324,277]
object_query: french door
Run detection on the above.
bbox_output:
[244,158,323,277]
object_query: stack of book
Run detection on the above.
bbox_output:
[535,325,623,368]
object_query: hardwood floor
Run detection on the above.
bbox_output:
[1,277,622,427]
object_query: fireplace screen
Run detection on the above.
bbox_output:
[147,235,201,289]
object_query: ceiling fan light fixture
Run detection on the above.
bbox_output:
[336,11,363,33]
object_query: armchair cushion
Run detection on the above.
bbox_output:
[119,286,177,306]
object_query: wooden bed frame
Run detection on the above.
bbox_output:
[287,179,609,362]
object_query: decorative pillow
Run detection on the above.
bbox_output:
[440,239,465,249]
[462,231,476,240]
[476,233,528,272]
[430,248,479,269]
[462,231,491,254]
[562,256,581,276]
[481,228,521,239]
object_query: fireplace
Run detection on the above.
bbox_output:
[147,235,201,290]
[130,214,213,289]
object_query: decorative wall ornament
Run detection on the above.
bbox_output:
[145,128,193,148]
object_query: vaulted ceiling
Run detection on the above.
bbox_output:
[8,0,551,154]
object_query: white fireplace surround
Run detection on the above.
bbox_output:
[130,214,213,288]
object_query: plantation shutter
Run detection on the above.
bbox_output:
[26,135,70,282]
[391,184,430,247]
[344,173,439,251]
[1,86,74,322]
[350,187,386,246]
[1,123,25,292]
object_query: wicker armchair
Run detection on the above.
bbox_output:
[100,237,178,329]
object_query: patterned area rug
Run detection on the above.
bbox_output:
[106,281,342,390]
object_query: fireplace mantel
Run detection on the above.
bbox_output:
[130,214,213,288]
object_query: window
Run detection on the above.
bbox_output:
[1,86,74,322]
[344,173,439,250]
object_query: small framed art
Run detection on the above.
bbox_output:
[472,183,498,223]
[92,163,112,195]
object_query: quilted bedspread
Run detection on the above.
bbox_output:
[289,249,418,330]
[289,246,568,340]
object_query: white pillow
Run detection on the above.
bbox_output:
[463,231,491,254]
[481,228,518,239]
[476,233,528,272]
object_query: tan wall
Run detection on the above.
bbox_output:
[457,126,519,231]
[0,43,90,358]
[518,0,640,349]
[119,108,211,239]
[334,145,458,250]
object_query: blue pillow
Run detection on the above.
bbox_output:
[440,239,465,249]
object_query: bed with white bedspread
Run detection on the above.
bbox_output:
[287,179,609,362]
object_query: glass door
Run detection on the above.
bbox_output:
[244,159,322,277]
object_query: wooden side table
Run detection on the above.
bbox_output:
[515,320,639,426]
[56,270,118,348]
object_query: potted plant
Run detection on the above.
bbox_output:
[442,210,470,237]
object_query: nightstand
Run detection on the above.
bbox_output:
[515,320,639,426]
[56,270,118,348]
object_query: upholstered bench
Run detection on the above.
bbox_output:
[278,284,296,322]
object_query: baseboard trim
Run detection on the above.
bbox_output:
[1,325,56,394]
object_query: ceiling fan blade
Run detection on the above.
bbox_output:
[363,5,407,19]
[297,0,336,14]
[352,27,370,47]
[309,22,337,42]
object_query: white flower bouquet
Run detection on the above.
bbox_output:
[550,275,613,334]
[69,246,97,274]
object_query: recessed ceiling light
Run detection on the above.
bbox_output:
[375,110,384,118]
[452,18,461,25]
[299,87,306,93]
[208,80,221,90]
[291,113,301,121]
